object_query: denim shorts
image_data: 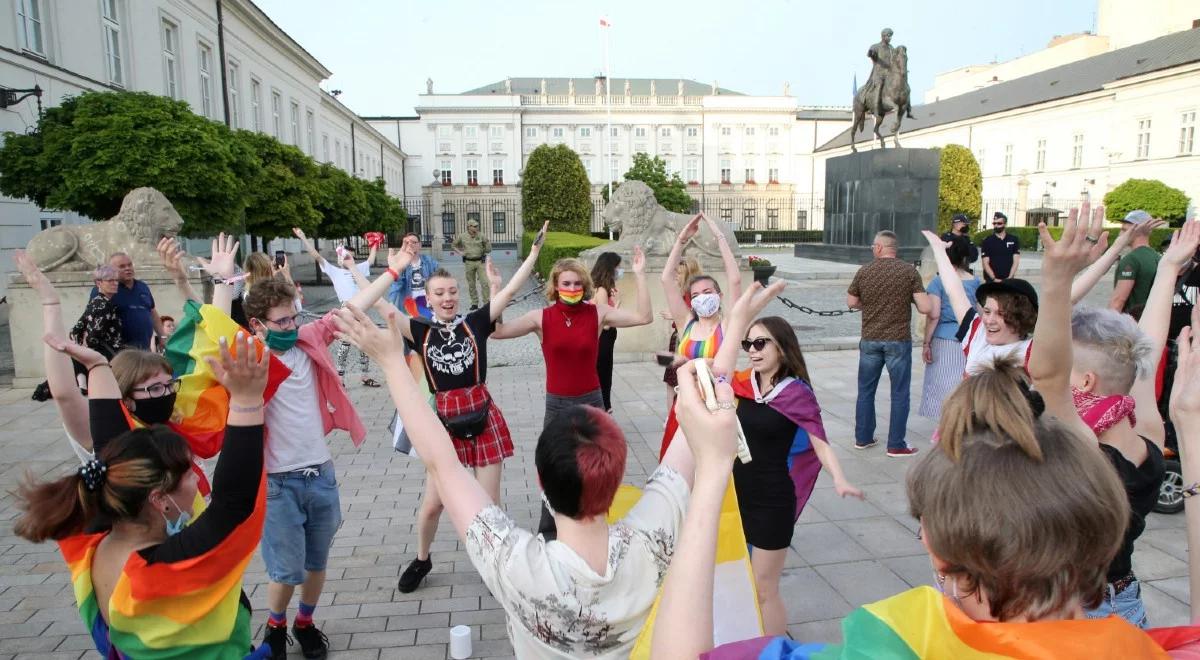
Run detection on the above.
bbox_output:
[262,460,342,585]
[1085,578,1148,629]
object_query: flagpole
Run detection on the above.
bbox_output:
[602,17,613,240]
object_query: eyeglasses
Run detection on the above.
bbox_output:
[741,337,773,352]
[130,378,181,398]
[265,313,301,329]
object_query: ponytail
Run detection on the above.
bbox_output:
[938,358,1043,462]
[13,427,192,543]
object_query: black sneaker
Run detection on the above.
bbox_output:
[262,624,291,660]
[398,555,433,593]
[469,304,478,311]
[292,622,330,660]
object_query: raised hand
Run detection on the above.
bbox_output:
[674,360,738,468]
[678,215,701,244]
[43,334,107,370]
[195,232,240,279]
[531,221,550,251]
[1162,220,1200,271]
[631,245,646,275]
[729,280,786,326]
[388,247,414,273]
[157,237,187,277]
[205,331,269,402]
[333,304,403,364]
[921,229,949,251]
[1171,305,1200,425]
[273,254,292,281]
[1040,205,1107,283]
[292,227,308,241]
[485,256,502,289]
[14,250,57,303]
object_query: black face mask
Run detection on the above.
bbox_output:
[993,226,1005,234]
[132,392,177,425]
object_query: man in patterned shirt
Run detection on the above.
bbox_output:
[847,231,932,456]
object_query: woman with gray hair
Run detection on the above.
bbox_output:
[70,263,125,361]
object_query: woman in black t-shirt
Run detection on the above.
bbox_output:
[366,235,545,594]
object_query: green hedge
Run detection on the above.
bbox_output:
[734,230,823,244]
[521,231,610,278]
[971,226,1176,251]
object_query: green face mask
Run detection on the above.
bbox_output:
[264,328,298,351]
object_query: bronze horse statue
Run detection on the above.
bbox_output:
[851,45,914,151]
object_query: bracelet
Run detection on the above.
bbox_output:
[87,362,111,374]
[1183,482,1200,499]
[229,402,264,413]
[42,301,61,306]
[386,267,399,280]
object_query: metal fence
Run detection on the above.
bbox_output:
[397,197,525,248]
[979,197,1091,229]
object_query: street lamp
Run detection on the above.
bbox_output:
[0,85,42,112]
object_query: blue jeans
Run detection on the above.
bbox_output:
[263,460,342,585]
[855,340,913,449]
[1085,579,1148,629]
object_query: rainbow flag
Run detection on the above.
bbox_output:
[608,479,763,659]
[403,292,433,320]
[164,301,290,459]
[57,473,268,659]
[702,586,1176,659]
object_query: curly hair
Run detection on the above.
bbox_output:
[981,291,1038,338]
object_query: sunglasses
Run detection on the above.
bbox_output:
[741,337,773,352]
[130,378,181,398]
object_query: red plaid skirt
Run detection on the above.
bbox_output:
[435,383,513,467]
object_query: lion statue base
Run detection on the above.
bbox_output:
[598,181,741,259]
[26,187,185,271]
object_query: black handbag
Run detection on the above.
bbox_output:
[438,399,491,438]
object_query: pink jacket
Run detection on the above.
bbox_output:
[295,313,367,446]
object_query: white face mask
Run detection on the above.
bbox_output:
[691,292,721,318]
[615,268,625,279]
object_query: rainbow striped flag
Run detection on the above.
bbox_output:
[164,301,290,459]
[607,481,763,659]
[403,291,433,320]
[57,473,268,659]
[703,586,1175,659]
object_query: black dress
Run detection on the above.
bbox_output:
[733,397,799,550]
[1100,438,1164,583]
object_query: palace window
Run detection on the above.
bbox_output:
[1035,139,1046,172]
[101,0,123,84]
[162,20,180,98]
[1179,111,1195,155]
[1072,133,1083,169]
[1136,119,1151,159]
[198,42,214,117]
[17,0,45,55]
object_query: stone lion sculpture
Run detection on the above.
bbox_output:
[26,187,184,271]
[602,181,740,258]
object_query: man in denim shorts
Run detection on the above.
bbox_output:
[244,253,402,659]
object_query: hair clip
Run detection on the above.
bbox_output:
[78,459,108,492]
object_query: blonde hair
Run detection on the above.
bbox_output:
[544,258,595,303]
[676,256,702,291]
[908,359,1128,621]
[111,350,172,400]
[243,252,275,291]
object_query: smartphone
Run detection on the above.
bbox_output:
[274,250,285,268]
[533,231,546,248]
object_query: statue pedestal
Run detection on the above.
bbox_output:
[794,148,940,264]
[576,251,752,356]
[7,269,208,388]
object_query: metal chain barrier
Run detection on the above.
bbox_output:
[505,273,545,308]
[776,294,860,317]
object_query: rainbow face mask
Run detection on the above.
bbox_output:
[558,289,584,305]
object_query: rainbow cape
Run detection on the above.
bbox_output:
[703,586,1177,659]
[163,301,290,458]
[403,291,433,320]
[730,370,827,521]
[608,480,763,659]
[57,473,268,659]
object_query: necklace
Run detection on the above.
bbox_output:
[561,308,573,328]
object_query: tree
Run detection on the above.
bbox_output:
[311,164,369,238]
[521,144,592,235]
[360,177,407,235]
[1103,178,1190,226]
[604,153,692,213]
[935,144,982,234]
[234,130,321,240]
[0,91,256,236]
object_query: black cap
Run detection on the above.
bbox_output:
[951,213,969,225]
[977,278,1038,310]
[993,211,1008,221]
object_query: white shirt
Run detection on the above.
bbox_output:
[320,259,372,303]
[264,347,331,473]
[464,466,689,659]
[961,316,1033,375]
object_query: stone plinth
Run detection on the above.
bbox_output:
[576,251,751,355]
[794,148,940,264]
[7,269,207,388]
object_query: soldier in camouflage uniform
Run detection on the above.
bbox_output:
[452,219,492,310]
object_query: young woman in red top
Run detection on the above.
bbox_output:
[493,247,652,538]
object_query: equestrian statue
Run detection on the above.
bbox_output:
[851,28,914,151]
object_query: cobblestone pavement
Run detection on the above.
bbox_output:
[0,252,1179,659]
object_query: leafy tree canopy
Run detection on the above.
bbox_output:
[234,130,321,240]
[602,153,692,214]
[521,144,592,235]
[1103,178,1190,226]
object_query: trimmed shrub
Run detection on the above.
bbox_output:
[521,144,592,235]
[1103,179,1190,226]
[936,145,982,235]
[521,231,610,278]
